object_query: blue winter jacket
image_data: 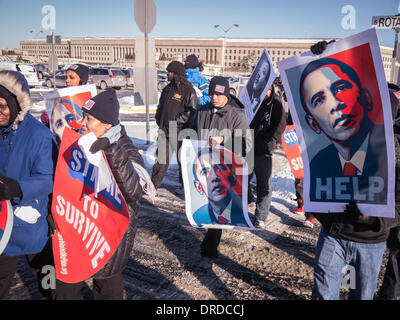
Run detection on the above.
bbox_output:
[0,114,58,256]
[185,68,210,106]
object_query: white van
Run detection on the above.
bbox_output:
[0,62,40,88]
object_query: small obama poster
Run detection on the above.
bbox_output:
[277,28,395,218]
[181,139,255,230]
[240,48,276,123]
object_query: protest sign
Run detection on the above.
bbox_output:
[43,84,97,142]
[181,139,254,230]
[0,200,13,254]
[281,125,304,179]
[277,28,395,217]
[239,48,276,123]
[52,127,129,283]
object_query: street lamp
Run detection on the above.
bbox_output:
[30,30,43,63]
[214,24,239,76]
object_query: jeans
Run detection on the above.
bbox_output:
[253,153,273,221]
[312,227,386,300]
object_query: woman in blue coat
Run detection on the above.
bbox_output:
[0,71,58,299]
[184,54,210,106]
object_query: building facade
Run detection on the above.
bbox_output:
[20,37,394,78]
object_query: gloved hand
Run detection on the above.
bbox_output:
[344,201,374,224]
[310,40,336,55]
[46,213,56,237]
[0,174,22,201]
[90,137,111,153]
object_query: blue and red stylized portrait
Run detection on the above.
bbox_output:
[191,147,249,227]
[292,43,388,204]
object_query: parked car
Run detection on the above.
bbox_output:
[0,61,40,88]
[45,69,67,88]
[121,68,134,88]
[88,68,127,90]
[34,63,50,79]
[157,70,168,91]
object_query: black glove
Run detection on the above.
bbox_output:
[46,213,56,237]
[310,40,336,55]
[0,174,22,201]
[345,201,375,225]
[90,137,111,153]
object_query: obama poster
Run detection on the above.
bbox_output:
[277,28,395,218]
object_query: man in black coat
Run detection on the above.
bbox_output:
[249,85,286,227]
[152,61,199,189]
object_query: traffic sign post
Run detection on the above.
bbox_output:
[371,1,400,84]
[47,32,61,88]
[134,0,156,144]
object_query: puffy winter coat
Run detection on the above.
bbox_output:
[0,71,58,256]
[94,125,143,278]
[185,67,210,106]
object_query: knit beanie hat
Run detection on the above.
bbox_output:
[184,54,199,69]
[67,64,89,84]
[166,61,185,76]
[82,88,119,126]
[209,76,230,98]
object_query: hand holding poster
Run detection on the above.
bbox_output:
[277,28,395,217]
[0,200,13,254]
[52,127,129,283]
[239,48,277,123]
[43,84,97,142]
[181,139,254,230]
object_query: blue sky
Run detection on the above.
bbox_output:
[0,0,398,48]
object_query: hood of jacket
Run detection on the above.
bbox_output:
[185,67,202,83]
[0,70,31,130]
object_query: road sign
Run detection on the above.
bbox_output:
[46,35,61,44]
[134,0,156,34]
[371,15,400,29]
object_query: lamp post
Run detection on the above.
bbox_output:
[214,24,239,76]
[30,30,43,63]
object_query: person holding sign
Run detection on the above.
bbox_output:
[248,85,286,227]
[53,89,144,300]
[0,71,58,299]
[191,76,251,259]
[306,41,400,300]
[41,64,90,129]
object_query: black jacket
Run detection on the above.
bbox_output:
[94,126,144,279]
[250,89,286,155]
[155,80,199,135]
[191,94,252,157]
[312,132,400,244]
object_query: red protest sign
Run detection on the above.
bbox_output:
[0,200,13,254]
[52,128,129,283]
[281,125,304,179]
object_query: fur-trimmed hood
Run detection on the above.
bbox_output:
[0,70,31,130]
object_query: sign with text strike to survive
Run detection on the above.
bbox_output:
[52,128,129,283]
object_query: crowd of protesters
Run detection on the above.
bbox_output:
[0,37,399,301]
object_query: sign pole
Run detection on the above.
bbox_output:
[391,28,399,83]
[145,0,150,144]
[52,32,56,89]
